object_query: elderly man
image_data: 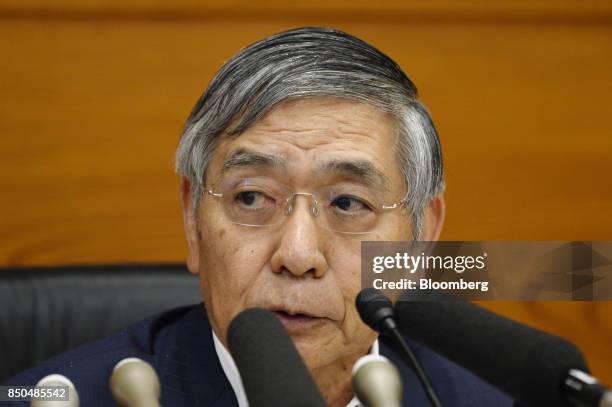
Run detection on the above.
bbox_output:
[5,28,511,406]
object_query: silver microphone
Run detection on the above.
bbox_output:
[31,374,79,407]
[352,354,403,407]
[110,357,161,407]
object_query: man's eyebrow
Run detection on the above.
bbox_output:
[221,148,287,174]
[319,159,390,191]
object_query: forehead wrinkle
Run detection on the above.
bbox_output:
[221,147,287,174]
[252,111,385,146]
[246,126,380,153]
[255,119,378,140]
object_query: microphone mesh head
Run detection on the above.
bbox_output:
[356,288,394,332]
[352,354,402,407]
[227,308,327,407]
[110,358,160,407]
[32,374,79,407]
[395,293,588,406]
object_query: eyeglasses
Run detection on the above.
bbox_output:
[205,177,407,235]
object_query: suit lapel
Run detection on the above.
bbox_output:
[157,304,239,407]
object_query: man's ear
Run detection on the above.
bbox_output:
[180,177,200,275]
[418,194,446,241]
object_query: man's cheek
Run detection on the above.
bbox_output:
[210,240,272,304]
[223,241,267,274]
[328,252,362,298]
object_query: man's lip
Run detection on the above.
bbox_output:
[271,310,327,330]
[268,308,320,319]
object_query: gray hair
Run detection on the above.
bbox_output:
[175,27,444,238]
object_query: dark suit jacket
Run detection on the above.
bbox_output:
[3,303,512,406]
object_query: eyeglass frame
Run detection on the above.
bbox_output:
[204,177,408,235]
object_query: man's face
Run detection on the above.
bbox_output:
[183,97,417,370]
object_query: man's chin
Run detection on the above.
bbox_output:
[285,326,351,370]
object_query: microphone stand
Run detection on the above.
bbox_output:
[384,322,443,407]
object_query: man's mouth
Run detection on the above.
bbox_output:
[271,309,326,331]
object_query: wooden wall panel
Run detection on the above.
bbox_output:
[0,0,610,384]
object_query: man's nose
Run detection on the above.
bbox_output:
[270,195,327,278]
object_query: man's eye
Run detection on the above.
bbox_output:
[331,196,370,212]
[235,191,264,206]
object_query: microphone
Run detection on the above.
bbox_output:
[31,374,79,407]
[395,291,612,407]
[227,308,327,407]
[352,354,403,407]
[110,357,161,407]
[356,288,442,407]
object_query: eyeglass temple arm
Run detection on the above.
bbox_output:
[381,199,407,210]
[206,189,223,198]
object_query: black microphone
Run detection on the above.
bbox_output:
[227,308,327,407]
[395,290,612,407]
[356,288,442,407]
